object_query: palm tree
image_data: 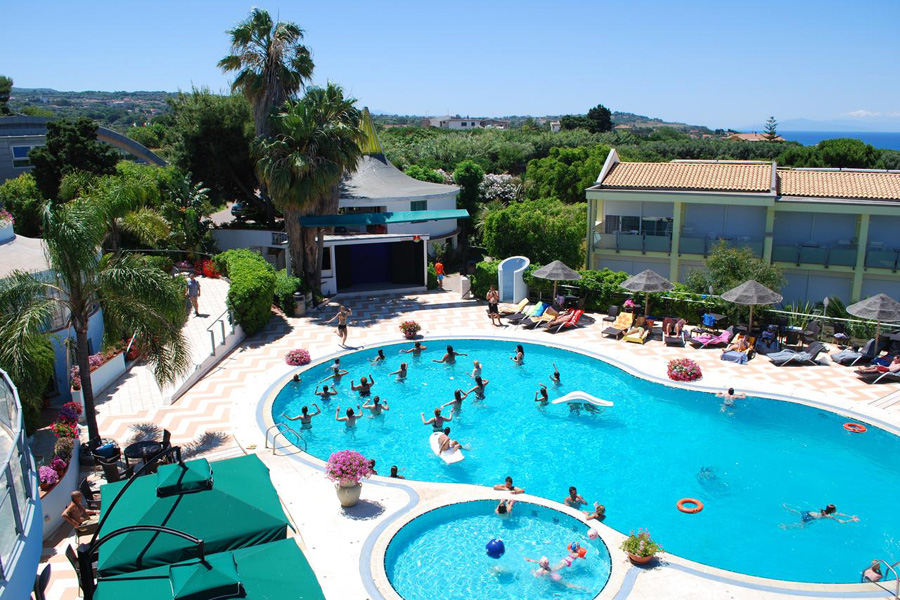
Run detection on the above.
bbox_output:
[0,201,190,442]
[90,172,170,254]
[255,84,363,286]
[219,8,314,224]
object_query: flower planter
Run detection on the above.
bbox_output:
[404,331,417,340]
[71,351,126,416]
[41,442,80,540]
[336,481,362,507]
[628,553,654,565]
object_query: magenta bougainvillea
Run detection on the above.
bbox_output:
[285,349,311,366]
[325,450,373,485]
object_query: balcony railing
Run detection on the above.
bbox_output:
[593,231,672,254]
[680,235,764,258]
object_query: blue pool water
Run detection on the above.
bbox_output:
[385,501,611,599]
[272,339,900,583]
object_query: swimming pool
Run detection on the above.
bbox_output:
[385,500,611,599]
[271,338,900,583]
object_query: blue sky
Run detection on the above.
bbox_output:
[3,0,899,129]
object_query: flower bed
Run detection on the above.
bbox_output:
[667,358,702,382]
[285,348,311,366]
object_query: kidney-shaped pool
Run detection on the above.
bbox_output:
[271,339,900,583]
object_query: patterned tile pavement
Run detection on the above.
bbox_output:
[37,285,900,599]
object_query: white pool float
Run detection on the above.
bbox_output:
[429,432,465,464]
[551,391,614,408]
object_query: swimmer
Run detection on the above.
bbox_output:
[780,504,859,529]
[281,403,320,428]
[351,375,375,396]
[511,344,525,365]
[314,385,337,399]
[441,389,470,413]
[495,499,516,518]
[401,341,427,355]
[563,486,586,508]
[389,465,405,479]
[433,345,467,364]
[320,359,349,383]
[553,543,587,571]
[466,376,489,399]
[421,408,452,431]
[335,405,362,427]
[717,387,746,410]
[524,557,584,589]
[862,560,883,582]
[535,383,549,405]
[493,476,524,494]
[292,374,300,382]
[369,349,386,363]
[469,360,483,380]
[390,362,408,380]
[368,459,377,475]
[436,427,462,452]
[550,363,561,385]
[583,502,606,521]
[697,466,717,480]
[362,396,389,416]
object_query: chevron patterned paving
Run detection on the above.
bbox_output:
[37,289,899,599]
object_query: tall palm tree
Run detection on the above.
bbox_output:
[219,8,314,224]
[0,201,190,442]
[255,84,363,286]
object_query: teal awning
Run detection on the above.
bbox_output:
[299,209,469,228]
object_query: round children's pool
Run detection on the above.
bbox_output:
[272,338,900,583]
[385,500,611,599]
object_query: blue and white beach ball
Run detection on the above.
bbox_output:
[485,538,506,559]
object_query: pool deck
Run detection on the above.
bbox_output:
[40,288,900,599]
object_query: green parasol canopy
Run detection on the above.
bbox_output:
[94,539,325,600]
[98,455,289,577]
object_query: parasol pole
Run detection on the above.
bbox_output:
[748,305,754,333]
[645,292,650,317]
[875,320,881,349]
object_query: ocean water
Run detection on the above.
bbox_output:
[385,501,611,600]
[780,131,900,151]
[272,339,900,583]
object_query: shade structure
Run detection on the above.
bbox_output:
[94,539,326,600]
[532,260,582,299]
[97,455,289,577]
[720,280,783,332]
[619,270,674,316]
[847,293,900,347]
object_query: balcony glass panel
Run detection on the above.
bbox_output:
[772,245,799,263]
[8,445,26,523]
[617,232,643,251]
[679,236,706,255]
[799,246,828,265]
[593,234,617,250]
[828,247,857,267]
[644,234,671,253]
[0,473,16,568]
[866,249,898,269]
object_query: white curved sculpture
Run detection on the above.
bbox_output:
[498,256,530,303]
[551,391,614,408]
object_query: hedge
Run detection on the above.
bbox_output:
[427,264,438,290]
[214,249,276,334]
[274,269,302,314]
[141,254,174,274]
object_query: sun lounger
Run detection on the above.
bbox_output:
[769,341,826,367]
[688,326,734,349]
[507,302,547,324]
[497,298,529,315]
[602,312,634,339]
[832,339,884,366]
[860,370,900,384]
[623,327,650,344]
[520,307,562,329]
[546,309,584,333]
[664,332,686,347]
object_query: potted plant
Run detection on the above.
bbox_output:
[399,320,421,339]
[50,456,68,478]
[325,450,373,507]
[667,358,702,382]
[285,348,311,366]
[620,529,663,565]
[50,420,79,439]
[39,466,60,492]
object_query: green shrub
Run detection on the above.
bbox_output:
[523,265,629,311]
[215,249,275,334]
[483,199,586,267]
[427,264,438,290]
[470,260,500,299]
[274,269,302,314]
[142,254,174,274]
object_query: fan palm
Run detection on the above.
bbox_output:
[255,84,363,287]
[90,172,170,253]
[0,201,190,442]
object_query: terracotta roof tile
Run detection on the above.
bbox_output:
[601,162,772,193]
[779,170,900,202]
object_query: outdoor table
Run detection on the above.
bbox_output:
[123,440,163,466]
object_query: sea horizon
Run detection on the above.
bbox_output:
[779,130,900,151]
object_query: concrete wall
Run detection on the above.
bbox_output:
[0,134,43,184]
[211,229,289,272]
[48,308,105,405]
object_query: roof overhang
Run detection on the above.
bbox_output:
[300,209,468,228]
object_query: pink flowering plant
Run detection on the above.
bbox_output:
[325,450,373,486]
[39,466,59,487]
[399,321,421,336]
[50,420,78,439]
[285,349,311,366]
[50,457,68,473]
[667,358,702,382]
[620,529,663,558]
[59,401,82,423]
[0,209,14,228]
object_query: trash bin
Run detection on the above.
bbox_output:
[293,292,306,317]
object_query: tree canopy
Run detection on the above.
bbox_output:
[0,173,45,237]
[483,198,586,267]
[404,164,444,183]
[777,137,884,169]
[685,242,785,296]
[524,145,610,203]
[452,160,485,217]
[0,75,12,115]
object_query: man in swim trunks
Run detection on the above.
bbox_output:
[486,286,502,326]
[351,375,375,396]
[717,387,746,410]
[493,476,524,494]
[436,427,461,452]
[326,305,352,346]
[401,341,427,355]
[282,404,321,428]
[434,261,445,289]
[363,396,389,416]
[421,408,452,431]
[335,405,362,427]
[781,503,859,529]
[564,486,586,508]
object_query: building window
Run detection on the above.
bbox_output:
[461,122,467,127]
[604,215,671,235]
[12,146,39,168]
[411,200,427,211]
[322,248,332,271]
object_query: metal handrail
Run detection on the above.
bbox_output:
[205,308,235,357]
[870,559,900,599]
[265,422,307,453]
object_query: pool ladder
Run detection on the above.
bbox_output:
[265,422,307,454]
[872,560,900,599]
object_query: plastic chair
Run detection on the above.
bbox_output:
[79,478,101,510]
[602,305,619,323]
[33,563,51,600]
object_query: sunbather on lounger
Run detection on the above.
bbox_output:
[543,309,575,329]
[722,335,750,354]
[663,317,686,336]
[856,356,900,375]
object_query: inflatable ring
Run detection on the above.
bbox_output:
[844,422,867,433]
[677,498,703,514]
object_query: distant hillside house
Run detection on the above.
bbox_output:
[586,149,900,304]
[550,121,562,133]
[728,132,785,142]
[423,115,509,130]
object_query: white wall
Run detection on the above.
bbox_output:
[211,229,288,271]
[385,193,459,238]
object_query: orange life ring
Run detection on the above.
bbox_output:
[844,422,867,433]
[677,498,703,514]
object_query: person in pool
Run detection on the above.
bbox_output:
[524,557,585,590]
[717,387,746,409]
[564,486,587,508]
[495,499,515,518]
[469,360,483,380]
[369,349,386,363]
[493,476,524,494]
[433,345,467,364]
[362,396,389,416]
[314,385,338,399]
[535,384,549,405]
[466,375,489,399]
[441,389,470,413]
[335,405,362,427]
[401,341,427,355]
[389,465,405,479]
[320,359,348,383]
[390,362,408,380]
[511,344,525,365]
[584,502,606,521]
[281,404,321,428]
[781,504,859,529]
[550,363,561,385]
[421,408,452,431]
[553,543,587,571]
[436,427,462,453]
[292,374,300,382]
[351,375,375,396]
[863,560,883,582]
[368,459,377,475]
